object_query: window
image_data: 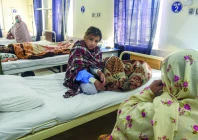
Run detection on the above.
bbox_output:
[114,0,160,47]
[126,0,153,45]
[153,0,163,49]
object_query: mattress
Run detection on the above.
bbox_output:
[0,38,16,45]
[2,54,69,74]
[0,69,161,140]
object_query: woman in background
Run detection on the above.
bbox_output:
[98,49,198,140]
[7,15,32,43]
[63,26,106,98]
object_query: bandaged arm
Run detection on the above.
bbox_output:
[90,67,102,76]
[75,69,97,84]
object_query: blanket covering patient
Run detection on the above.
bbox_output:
[98,49,198,140]
[0,41,73,60]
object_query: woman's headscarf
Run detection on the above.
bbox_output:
[153,49,198,139]
[161,49,198,99]
[13,15,32,43]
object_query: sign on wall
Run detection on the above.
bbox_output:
[172,1,183,13]
[12,9,17,13]
[81,6,85,13]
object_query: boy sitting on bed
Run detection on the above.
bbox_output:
[63,26,152,98]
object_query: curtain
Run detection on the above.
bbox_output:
[52,0,64,42]
[52,0,70,42]
[114,0,160,57]
[0,24,2,38]
[33,0,43,41]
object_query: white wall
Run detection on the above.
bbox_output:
[153,0,198,56]
[72,0,114,47]
[0,0,33,37]
[27,0,35,36]
[47,0,52,31]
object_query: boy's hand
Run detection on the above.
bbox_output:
[94,80,105,91]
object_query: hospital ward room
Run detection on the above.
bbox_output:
[0,0,198,140]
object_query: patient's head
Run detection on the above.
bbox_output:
[0,44,14,53]
[161,49,198,99]
[0,46,9,53]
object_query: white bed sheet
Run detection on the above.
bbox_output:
[0,69,161,140]
[0,105,57,140]
[2,54,69,74]
[0,38,16,45]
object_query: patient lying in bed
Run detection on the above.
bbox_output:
[0,41,73,61]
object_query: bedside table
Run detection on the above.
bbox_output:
[100,48,119,59]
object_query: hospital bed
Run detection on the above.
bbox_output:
[1,30,69,75]
[0,51,164,140]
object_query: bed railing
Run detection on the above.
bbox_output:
[42,30,56,42]
[119,51,164,70]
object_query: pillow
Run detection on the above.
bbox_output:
[0,75,44,112]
